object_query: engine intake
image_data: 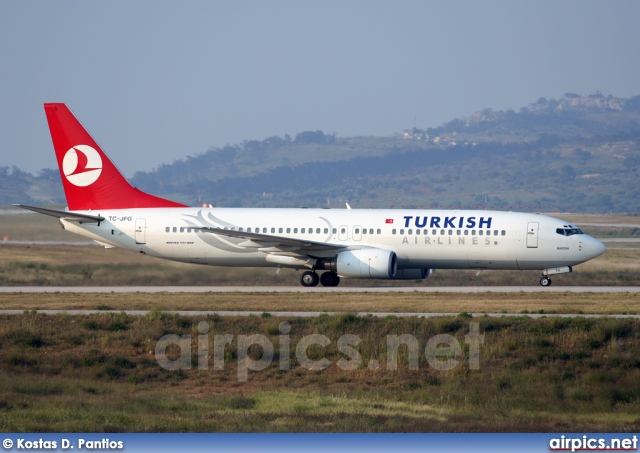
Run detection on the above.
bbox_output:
[321,248,397,279]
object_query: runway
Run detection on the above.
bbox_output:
[0,286,639,293]
[1,309,638,318]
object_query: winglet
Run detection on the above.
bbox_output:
[44,103,187,210]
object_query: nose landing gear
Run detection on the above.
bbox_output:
[539,266,572,286]
[539,276,552,286]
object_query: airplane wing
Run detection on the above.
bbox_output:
[13,204,105,223]
[193,226,345,252]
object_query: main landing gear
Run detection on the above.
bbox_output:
[539,276,552,287]
[300,270,340,287]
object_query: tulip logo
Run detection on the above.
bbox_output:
[62,145,102,186]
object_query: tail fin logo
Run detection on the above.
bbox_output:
[62,145,103,187]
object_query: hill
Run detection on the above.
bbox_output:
[3,93,640,213]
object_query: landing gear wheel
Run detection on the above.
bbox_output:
[320,271,341,287]
[539,277,552,287]
[300,271,320,287]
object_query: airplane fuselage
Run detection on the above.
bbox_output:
[60,207,606,275]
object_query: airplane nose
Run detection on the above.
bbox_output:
[585,236,606,259]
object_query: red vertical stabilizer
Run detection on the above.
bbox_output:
[44,103,186,210]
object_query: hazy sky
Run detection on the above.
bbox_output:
[2,1,640,176]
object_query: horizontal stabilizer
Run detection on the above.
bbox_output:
[13,204,105,223]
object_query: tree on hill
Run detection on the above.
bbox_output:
[294,130,335,144]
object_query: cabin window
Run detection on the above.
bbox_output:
[464,230,469,236]
[471,230,476,236]
[165,227,170,233]
[271,228,275,233]
[479,230,483,236]
[377,229,381,234]
[456,230,461,236]
[294,228,298,233]
[362,229,367,235]
[407,229,412,235]
[392,229,397,235]
[415,229,420,235]
[180,227,185,233]
[316,228,321,234]
[286,228,290,233]
[333,228,337,234]
[399,229,405,235]
[448,230,453,235]
[494,230,498,236]
[279,228,283,233]
[501,230,506,236]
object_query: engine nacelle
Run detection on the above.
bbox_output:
[322,248,397,279]
[392,268,431,280]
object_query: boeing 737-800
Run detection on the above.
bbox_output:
[16,103,606,287]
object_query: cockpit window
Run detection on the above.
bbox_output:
[556,228,584,236]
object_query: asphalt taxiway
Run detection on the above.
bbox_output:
[0,286,638,293]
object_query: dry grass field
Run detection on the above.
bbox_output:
[1,312,639,432]
[1,291,639,315]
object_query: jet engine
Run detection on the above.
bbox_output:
[321,248,397,279]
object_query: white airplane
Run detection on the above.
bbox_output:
[16,103,606,287]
